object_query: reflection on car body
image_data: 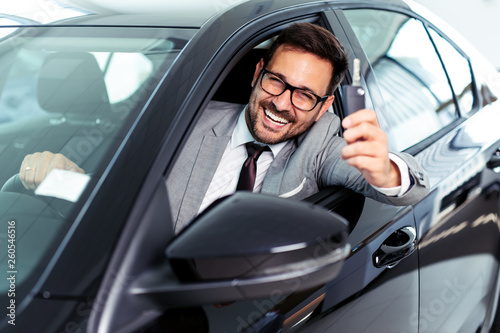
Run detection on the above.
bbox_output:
[0,0,499,332]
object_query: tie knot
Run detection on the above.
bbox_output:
[245,142,269,160]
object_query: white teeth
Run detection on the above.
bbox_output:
[265,109,289,125]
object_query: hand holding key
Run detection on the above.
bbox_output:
[341,59,401,188]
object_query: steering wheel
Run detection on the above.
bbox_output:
[2,173,29,194]
[1,173,74,218]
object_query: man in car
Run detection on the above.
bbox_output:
[19,23,429,233]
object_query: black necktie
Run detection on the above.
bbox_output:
[236,142,269,192]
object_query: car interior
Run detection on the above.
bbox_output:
[0,50,120,193]
[0,49,118,303]
[0,30,182,305]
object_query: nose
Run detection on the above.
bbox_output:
[272,88,293,112]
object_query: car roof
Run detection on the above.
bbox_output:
[0,0,412,27]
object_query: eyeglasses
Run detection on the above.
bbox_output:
[259,69,329,112]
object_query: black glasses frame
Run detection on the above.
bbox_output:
[260,69,329,112]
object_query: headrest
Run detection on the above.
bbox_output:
[213,48,266,104]
[37,52,111,117]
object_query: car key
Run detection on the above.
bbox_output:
[342,58,365,116]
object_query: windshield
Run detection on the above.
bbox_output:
[0,25,196,305]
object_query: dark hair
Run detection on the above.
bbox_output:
[264,23,348,94]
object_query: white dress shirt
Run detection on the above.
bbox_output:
[198,110,286,213]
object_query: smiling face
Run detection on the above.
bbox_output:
[246,45,335,145]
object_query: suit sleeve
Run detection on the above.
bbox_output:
[315,116,430,206]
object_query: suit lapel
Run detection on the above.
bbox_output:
[176,135,230,228]
[174,102,242,232]
[261,139,297,196]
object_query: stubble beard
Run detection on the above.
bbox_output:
[246,96,291,145]
[246,92,317,145]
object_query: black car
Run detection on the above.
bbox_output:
[1,0,500,332]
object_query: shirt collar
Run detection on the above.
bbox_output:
[231,107,287,157]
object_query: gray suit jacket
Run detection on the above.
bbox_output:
[167,101,429,232]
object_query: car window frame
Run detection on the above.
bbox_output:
[424,23,479,116]
[336,6,478,155]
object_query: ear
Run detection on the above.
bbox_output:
[251,59,265,87]
[315,95,335,122]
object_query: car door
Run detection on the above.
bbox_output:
[86,3,423,332]
[341,6,500,332]
[176,9,421,332]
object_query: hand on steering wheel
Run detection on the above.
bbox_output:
[19,151,84,191]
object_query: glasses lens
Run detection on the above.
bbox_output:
[261,72,285,95]
[292,90,317,111]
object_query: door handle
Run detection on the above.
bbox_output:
[487,149,500,171]
[373,226,417,269]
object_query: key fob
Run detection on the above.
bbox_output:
[342,58,365,116]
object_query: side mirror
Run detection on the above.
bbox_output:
[131,192,350,306]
